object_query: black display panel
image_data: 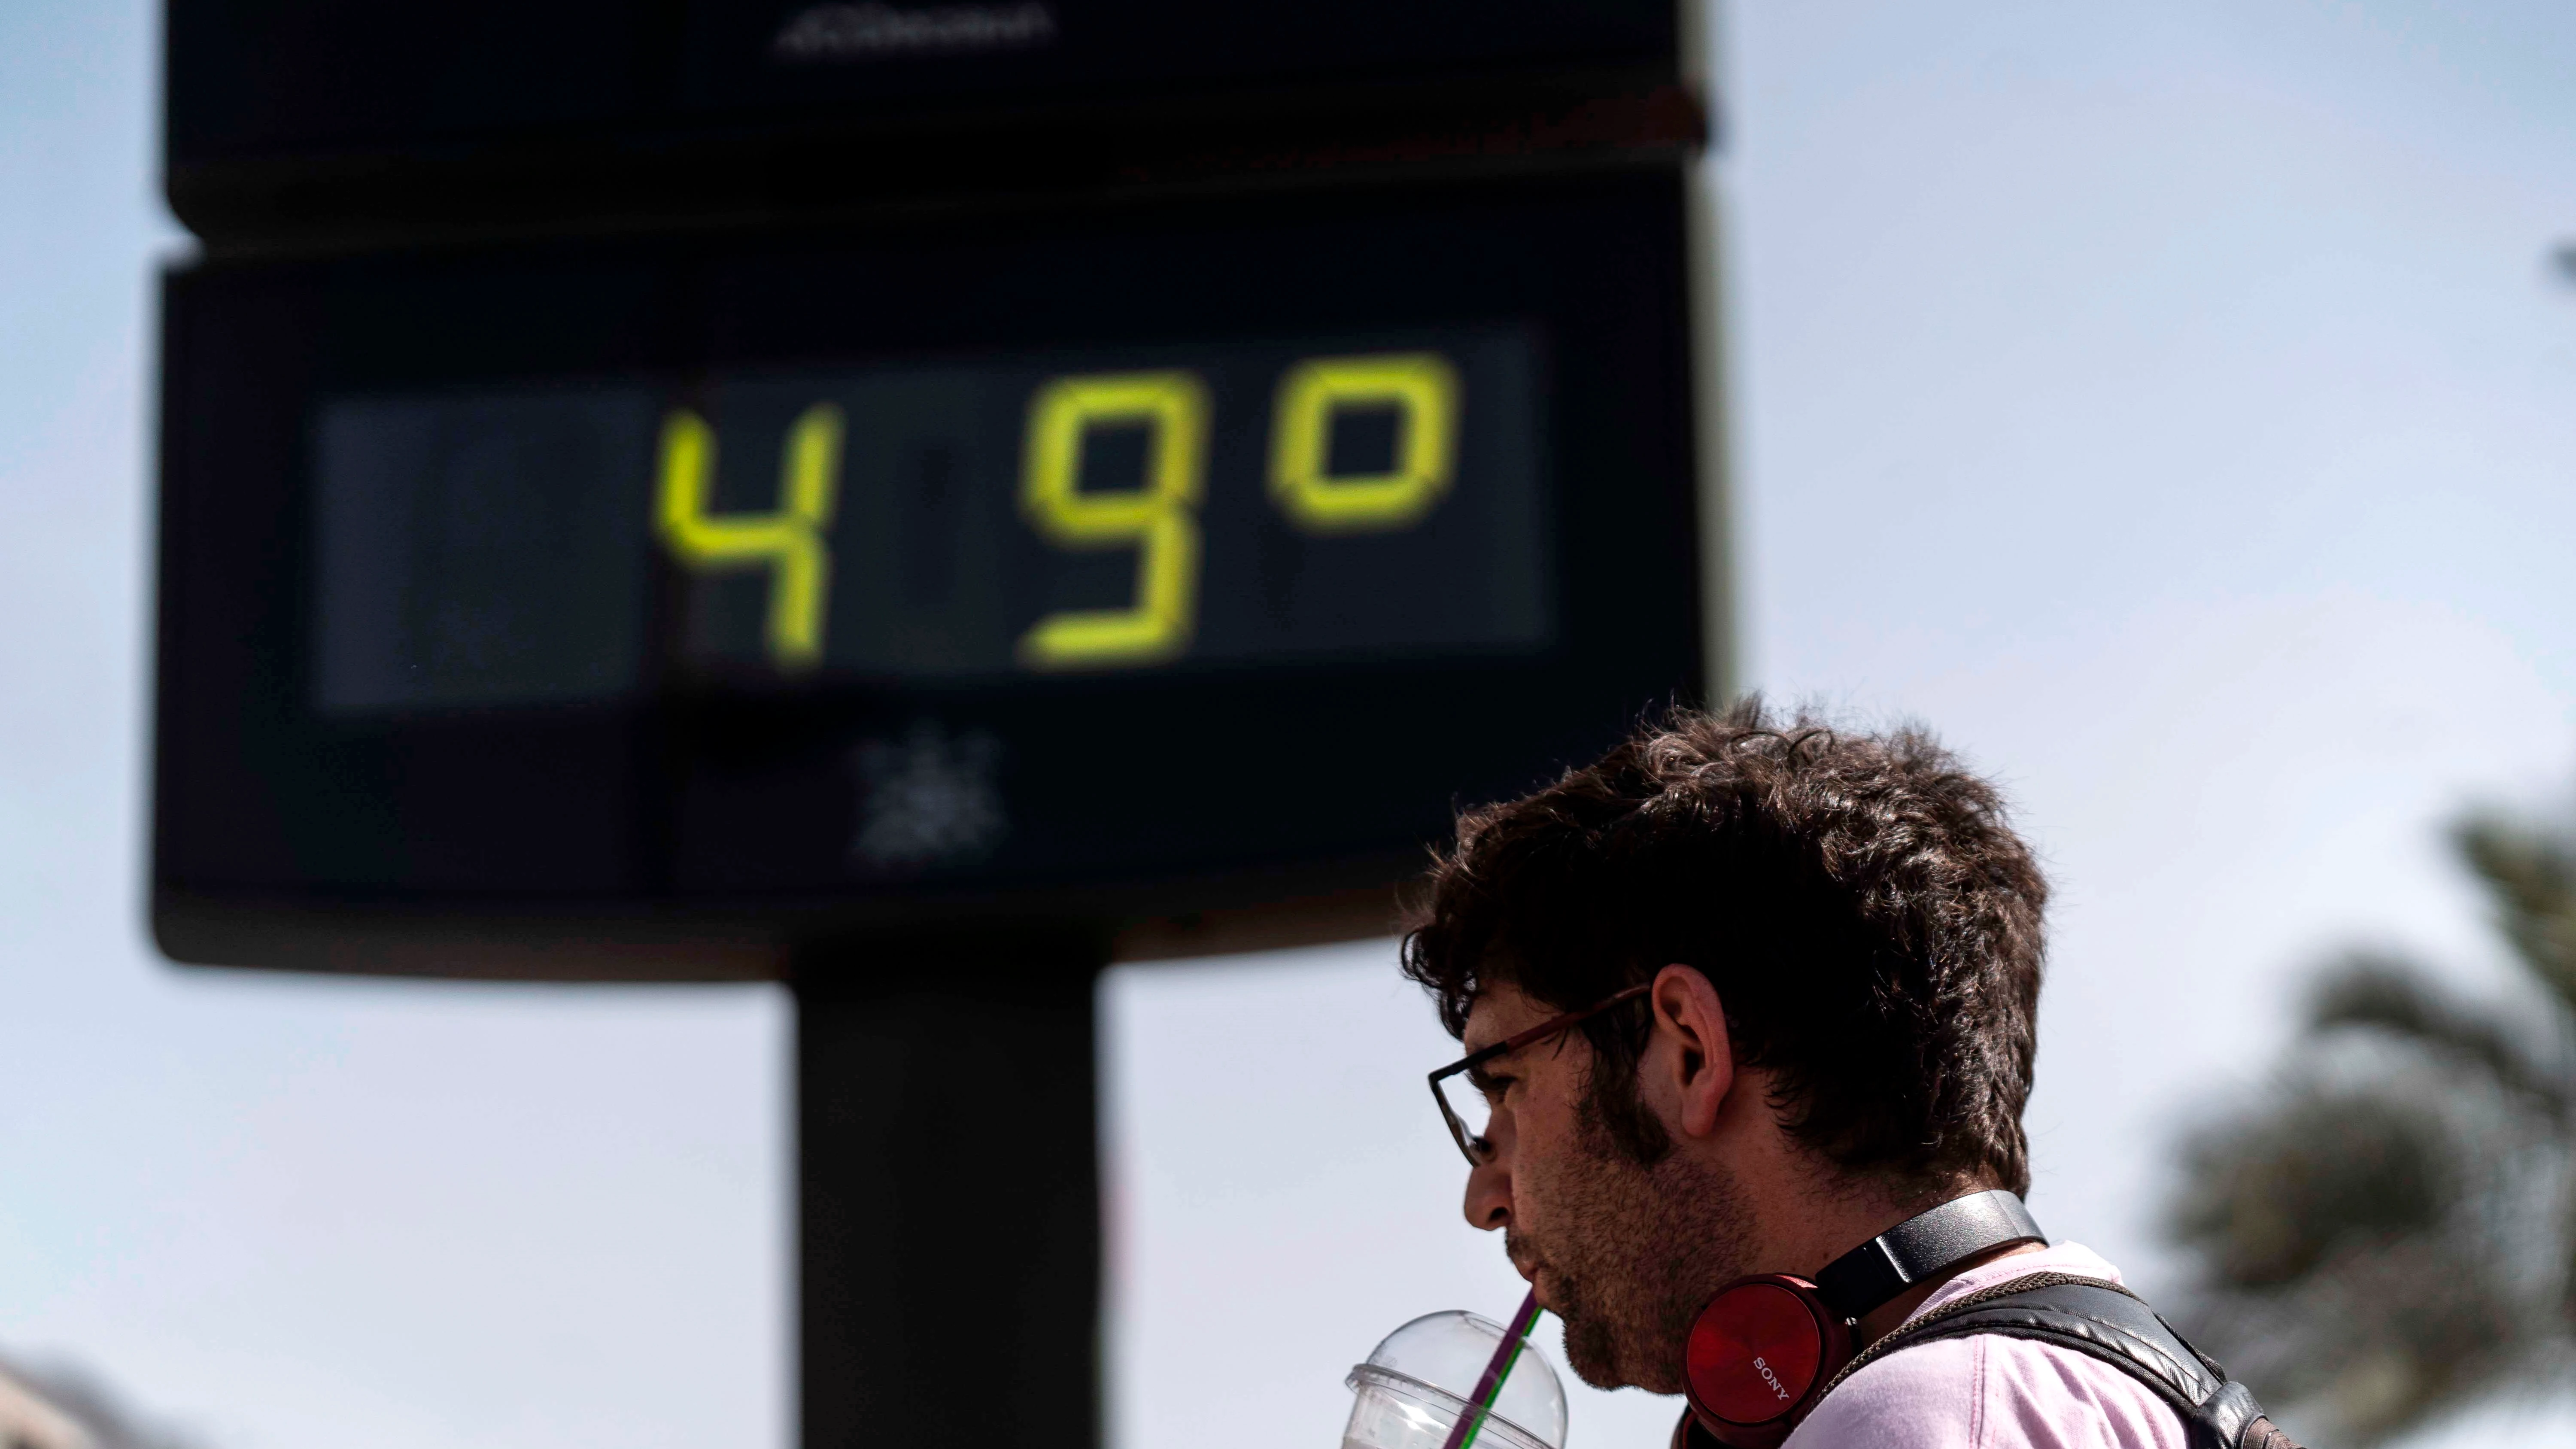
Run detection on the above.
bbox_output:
[309,326,1546,713]
[154,170,1704,968]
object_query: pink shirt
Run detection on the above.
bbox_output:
[1783,1243,2189,1449]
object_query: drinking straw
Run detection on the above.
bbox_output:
[1438,1289,1546,1449]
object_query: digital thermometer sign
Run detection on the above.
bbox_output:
[153,170,1707,974]
[311,327,1544,712]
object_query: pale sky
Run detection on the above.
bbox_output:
[3,3,2576,1448]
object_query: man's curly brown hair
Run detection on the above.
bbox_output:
[1400,699,2047,1194]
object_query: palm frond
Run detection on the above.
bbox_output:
[2170,1080,2461,1292]
[2192,1234,2528,1444]
[2166,1075,2536,1444]
[2305,952,2569,1117]
[2164,795,2576,1443]
[2452,812,2576,1011]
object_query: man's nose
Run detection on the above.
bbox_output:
[1462,1150,1512,1231]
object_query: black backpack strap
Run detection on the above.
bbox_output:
[1814,1273,2302,1449]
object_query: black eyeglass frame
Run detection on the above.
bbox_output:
[1428,981,1654,1166]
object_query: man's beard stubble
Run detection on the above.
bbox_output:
[1506,1100,1757,1395]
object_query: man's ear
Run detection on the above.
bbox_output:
[1649,963,1734,1139]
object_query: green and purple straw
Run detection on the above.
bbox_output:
[1438,1290,1546,1449]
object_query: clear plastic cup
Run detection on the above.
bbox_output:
[1342,1311,1568,1449]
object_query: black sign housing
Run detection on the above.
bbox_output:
[154,168,1708,975]
[165,0,1698,245]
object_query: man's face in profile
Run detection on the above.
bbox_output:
[1459,981,1755,1394]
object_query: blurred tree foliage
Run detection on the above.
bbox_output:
[0,1353,207,1449]
[2167,806,2576,1443]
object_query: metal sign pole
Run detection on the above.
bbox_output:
[795,936,1105,1449]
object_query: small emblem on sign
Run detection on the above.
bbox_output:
[850,722,1007,870]
[772,2,1058,62]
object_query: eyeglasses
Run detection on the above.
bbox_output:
[1427,982,1653,1166]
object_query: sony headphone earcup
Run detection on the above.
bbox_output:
[1681,1275,1854,1449]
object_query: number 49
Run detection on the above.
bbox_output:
[652,349,1461,673]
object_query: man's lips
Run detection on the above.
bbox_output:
[1505,1238,1558,1309]
[1525,1270,1568,1317]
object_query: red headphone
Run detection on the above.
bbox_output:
[1676,1190,2044,1449]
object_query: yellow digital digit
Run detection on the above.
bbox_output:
[1016,371,1209,670]
[1269,351,1461,533]
[655,402,844,670]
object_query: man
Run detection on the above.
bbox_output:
[1402,703,2294,1449]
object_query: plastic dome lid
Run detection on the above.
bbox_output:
[1346,1311,1568,1449]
